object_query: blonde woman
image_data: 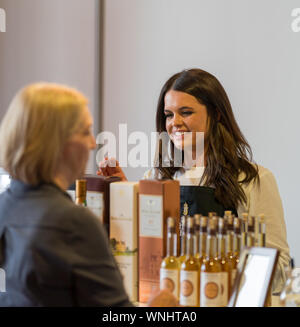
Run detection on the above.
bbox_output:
[0,83,176,307]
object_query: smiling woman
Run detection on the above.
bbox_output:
[150,68,290,295]
[155,68,259,210]
[99,68,290,295]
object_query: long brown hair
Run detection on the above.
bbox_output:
[155,68,259,209]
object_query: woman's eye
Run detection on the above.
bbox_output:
[164,112,173,118]
[181,111,192,116]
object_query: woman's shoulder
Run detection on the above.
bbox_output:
[239,163,274,181]
[240,163,278,195]
[256,164,275,178]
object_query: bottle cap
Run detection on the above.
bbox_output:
[207,218,216,235]
[224,210,232,217]
[248,216,255,232]
[258,213,265,223]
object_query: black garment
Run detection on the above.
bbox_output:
[0,180,132,307]
[180,186,238,217]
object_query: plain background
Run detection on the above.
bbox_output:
[0,0,100,173]
[0,0,299,265]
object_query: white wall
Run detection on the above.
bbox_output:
[0,0,100,173]
[103,0,300,265]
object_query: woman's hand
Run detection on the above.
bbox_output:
[97,157,128,181]
[147,289,179,307]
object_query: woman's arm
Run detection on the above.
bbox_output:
[240,166,290,294]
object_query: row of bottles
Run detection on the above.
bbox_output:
[160,211,267,307]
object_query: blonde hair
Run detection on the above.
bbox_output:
[0,82,88,185]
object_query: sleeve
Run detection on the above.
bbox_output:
[246,168,290,294]
[69,207,133,307]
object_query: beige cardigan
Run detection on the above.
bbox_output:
[143,165,290,294]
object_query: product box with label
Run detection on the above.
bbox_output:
[138,179,180,303]
[110,182,139,302]
[85,175,121,235]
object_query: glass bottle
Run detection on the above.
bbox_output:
[179,215,187,264]
[194,214,201,260]
[75,179,87,206]
[200,219,223,307]
[198,216,208,267]
[160,217,180,299]
[217,217,232,305]
[226,213,236,293]
[233,217,241,267]
[241,213,248,250]
[247,216,255,247]
[258,214,266,247]
[180,217,200,307]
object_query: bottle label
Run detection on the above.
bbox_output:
[220,272,229,306]
[200,272,223,307]
[180,270,199,306]
[86,191,104,222]
[139,195,163,238]
[160,268,179,298]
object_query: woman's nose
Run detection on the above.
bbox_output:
[172,114,183,126]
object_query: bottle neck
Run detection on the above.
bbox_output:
[258,233,266,247]
[241,232,247,250]
[218,234,226,257]
[194,232,200,256]
[247,233,255,247]
[186,233,194,257]
[199,232,207,256]
[180,233,187,256]
[227,232,233,253]
[166,232,173,257]
[234,233,241,254]
[207,234,217,259]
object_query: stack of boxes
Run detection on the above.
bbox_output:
[68,176,180,304]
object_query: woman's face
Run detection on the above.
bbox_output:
[63,106,96,179]
[164,90,208,153]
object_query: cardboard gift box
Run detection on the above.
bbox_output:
[110,182,139,302]
[138,179,180,303]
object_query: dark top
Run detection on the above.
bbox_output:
[0,180,132,307]
[180,186,238,217]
